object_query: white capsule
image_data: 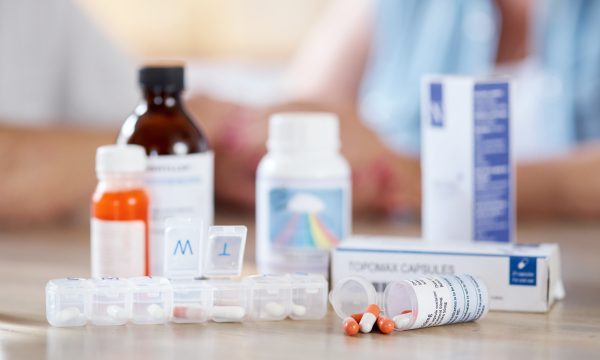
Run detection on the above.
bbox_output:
[211,306,246,322]
[291,304,306,317]
[57,307,81,323]
[106,305,128,322]
[359,312,377,333]
[392,313,412,330]
[146,304,165,320]
[263,301,286,318]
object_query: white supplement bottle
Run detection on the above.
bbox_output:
[256,112,351,276]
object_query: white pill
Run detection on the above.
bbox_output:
[211,305,246,322]
[107,305,128,321]
[359,312,377,333]
[263,301,286,318]
[57,307,81,323]
[392,313,412,330]
[291,304,306,317]
[146,304,165,320]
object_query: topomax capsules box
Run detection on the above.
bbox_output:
[331,236,564,312]
[421,75,515,243]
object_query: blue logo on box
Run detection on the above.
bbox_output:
[509,256,537,286]
[430,83,444,127]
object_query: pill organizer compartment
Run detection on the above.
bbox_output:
[171,278,213,324]
[245,274,292,321]
[208,279,248,322]
[89,278,132,326]
[46,278,90,327]
[288,273,328,320]
[129,276,173,325]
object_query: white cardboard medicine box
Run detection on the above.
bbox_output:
[421,75,515,243]
[331,236,564,312]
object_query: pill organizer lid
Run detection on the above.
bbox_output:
[243,274,291,289]
[129,276,171,290]
[46,278,90,294]
[288,273,327,289]
[163,217,204,279]
[203,226,247,277]
[329,276,377,320]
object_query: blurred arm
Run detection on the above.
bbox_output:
[0,125,113,226]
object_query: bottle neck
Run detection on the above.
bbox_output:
[96,173,144,192]
[141,88,183,111]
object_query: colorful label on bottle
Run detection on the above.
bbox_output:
[145,152,214,275]
[257,176,350,273]
[91,219,145,278]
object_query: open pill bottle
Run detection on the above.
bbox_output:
[46,278,91,327]
[330,274,488,331]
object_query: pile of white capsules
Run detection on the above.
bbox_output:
[46,273,327,327]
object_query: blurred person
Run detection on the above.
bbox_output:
[2,0,600,225]
[198,0,600,220]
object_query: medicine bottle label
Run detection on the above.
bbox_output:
[257,177,350,273]
[145,152,214,275]
[91,219,145,278]
[408,275,487,329]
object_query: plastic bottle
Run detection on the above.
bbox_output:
[91,145,149,277]
[329,274,489,331]
[256,112,351,276]
[117,65,213,276]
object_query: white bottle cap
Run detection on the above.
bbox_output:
[267,112,340,152]
[96,145,147,175]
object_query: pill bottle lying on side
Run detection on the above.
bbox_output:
[329,274,489,332]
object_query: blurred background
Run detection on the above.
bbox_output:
[1,0,600,227]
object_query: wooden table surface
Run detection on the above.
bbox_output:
[1,211,599,359]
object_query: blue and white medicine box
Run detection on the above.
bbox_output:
[332,237,564,312]
[421,76,515,243]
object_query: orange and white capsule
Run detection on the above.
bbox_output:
[359,304,380,333]
[351,313,363,323]
[343,317,360,336]
[392,310,413,330]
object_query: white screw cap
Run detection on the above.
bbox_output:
[96,145,147,175]
[267,112,340,152]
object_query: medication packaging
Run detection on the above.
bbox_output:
[256,112,351,276]
[118,65,214,276]
[332,236,564,312]
[91,145,148,278]
[329,274,489,331]
[421,75,514,243]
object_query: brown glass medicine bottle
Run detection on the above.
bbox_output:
[117,65,214,276]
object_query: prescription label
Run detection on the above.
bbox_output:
[473,83,511,242]
[145,152,214,275]
[91,219,145,278]
[409,275,487,329]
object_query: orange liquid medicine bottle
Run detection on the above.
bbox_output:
[91,145,149,277]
